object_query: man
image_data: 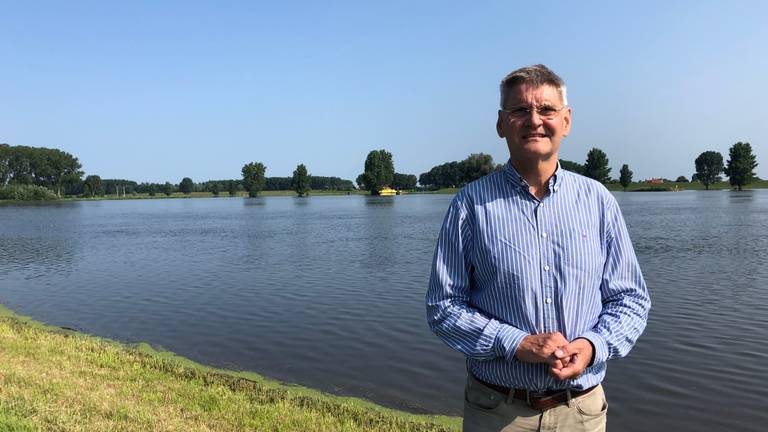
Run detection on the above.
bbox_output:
[426,64,650,432]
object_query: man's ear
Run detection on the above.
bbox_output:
[562,107,572,137]
[496,112,504,138]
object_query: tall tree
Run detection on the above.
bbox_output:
[209,182,220,196]
[227,181,238,196]
[7,146,34,185]
[161,182,174,196]
[724,142,758,191]
[356,173,368,190]
[292,164,310,197]
[694,151,724,190]
[0,145,83,194]
[32,149,83,197]
[83,175,103,197]
[242,162,266,197]
[460,153,495,183]
[179,177,194,195]
[583,148,611,183]
[0,143,11,186]
[362,149,395,195]
[619,164,633,191]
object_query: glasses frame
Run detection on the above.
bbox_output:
[500,105,567,121]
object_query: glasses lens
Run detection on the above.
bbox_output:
[538,107,558,119]
[505,106,560,119]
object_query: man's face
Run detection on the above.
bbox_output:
[496,83,571,164]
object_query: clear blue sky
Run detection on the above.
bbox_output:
[1,1,766,183]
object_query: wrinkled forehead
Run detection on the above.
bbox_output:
[502,83,565,108]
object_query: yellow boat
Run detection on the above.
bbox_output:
[378,187,399,196]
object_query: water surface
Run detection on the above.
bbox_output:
[1,191,767,431]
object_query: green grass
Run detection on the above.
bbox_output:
[0,305,460,432]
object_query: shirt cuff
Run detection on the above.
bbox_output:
[493,323,529,362]
[577,330,609,365]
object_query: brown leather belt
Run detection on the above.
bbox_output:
[475,376,597,411]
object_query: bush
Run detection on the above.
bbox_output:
[0,184,59,201]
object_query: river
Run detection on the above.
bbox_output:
[1,190,767,431]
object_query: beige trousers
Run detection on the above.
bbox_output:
[463,374,607,432]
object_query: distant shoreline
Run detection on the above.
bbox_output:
[2,180,767,204]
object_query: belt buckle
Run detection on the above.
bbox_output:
[526,389,574,410]
[526,390,548,404]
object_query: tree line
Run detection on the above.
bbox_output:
[67,173,355,198]
[0,143,83,196]
[0,142,356,199]
[1,140,762,200]
[418,153,500,190]
[693,143,759,190]
[239,162,355,197]
[554,142,759,191]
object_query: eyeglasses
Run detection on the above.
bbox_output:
[501,105,566,120]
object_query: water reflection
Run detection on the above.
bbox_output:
[728,189,756,204]
[292,197,310,206]
[364,196,396,206]
[242,197,267,206]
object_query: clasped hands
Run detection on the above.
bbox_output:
[515,332,593,380]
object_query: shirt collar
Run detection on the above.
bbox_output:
[504,159,564,193]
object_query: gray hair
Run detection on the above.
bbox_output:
[499,64,568,108]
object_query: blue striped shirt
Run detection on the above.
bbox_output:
[426,161,650,391]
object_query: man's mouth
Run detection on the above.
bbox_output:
[522,133,548,139]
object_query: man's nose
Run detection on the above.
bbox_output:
[524,110,544,127]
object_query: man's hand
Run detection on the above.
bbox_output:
[515,332,572,368]
[549,338,594,381]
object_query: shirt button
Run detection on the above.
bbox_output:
[545,298,552,304]
[541,232,547,238]
[544,265,550,271]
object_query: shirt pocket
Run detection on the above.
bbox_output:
[486,235,531,286]
[559,226,604,277]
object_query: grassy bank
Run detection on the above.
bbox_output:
[0,306,459,432]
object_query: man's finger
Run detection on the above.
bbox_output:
[550,363,579,380]
[553,345,575,359]
[548,355,572,370]
[550,354,584,380]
